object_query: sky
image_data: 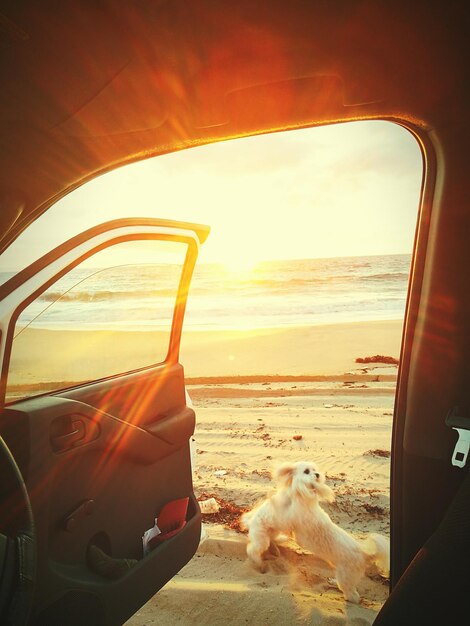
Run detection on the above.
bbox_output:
[0,120,422,272]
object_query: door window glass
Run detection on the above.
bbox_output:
[6,239,187,402]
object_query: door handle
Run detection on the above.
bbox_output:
[51,419,86,452]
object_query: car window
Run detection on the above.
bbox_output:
[6,239,187,402]
[0,121,421,282]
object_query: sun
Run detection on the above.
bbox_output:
[222,254,260,275]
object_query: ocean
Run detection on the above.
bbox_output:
[3,254,411,332]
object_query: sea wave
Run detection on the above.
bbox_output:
[17,253,411,331]
[249,272,409,287]
[39,288,178,302]
[38,271,409,303]
[360,272,409,282]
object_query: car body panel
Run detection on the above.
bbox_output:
[0,218,209,624]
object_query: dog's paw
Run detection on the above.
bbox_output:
[256,562,269,574]
[344,590,360,604]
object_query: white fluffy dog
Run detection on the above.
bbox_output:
[241,460,389,603]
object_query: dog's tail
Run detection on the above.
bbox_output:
[361,533,390,577]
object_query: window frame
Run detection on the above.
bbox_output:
[0,219,208,406]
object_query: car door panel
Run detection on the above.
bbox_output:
[0,219,209,625]
[2,385,199,623]
[5,367,194,465]
[59,362,188,429]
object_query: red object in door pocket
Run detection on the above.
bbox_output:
[150,497,189,547]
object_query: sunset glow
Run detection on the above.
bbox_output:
[1,121,422,275]
[222,254,260,274]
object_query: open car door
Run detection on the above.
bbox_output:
[0,218,209,626]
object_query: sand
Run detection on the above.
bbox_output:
[9,320,399,623]
[8,319,402,387]
[127,378,394,625]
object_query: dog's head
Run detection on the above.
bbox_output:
[275,461,335,503]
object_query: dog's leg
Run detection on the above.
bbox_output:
[335,565,361,604]
[246,528,271,573]
[247,542,269,572]
[268,540,281,557]
[262,540,280,560]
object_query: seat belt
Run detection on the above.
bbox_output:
[446,405,470,468]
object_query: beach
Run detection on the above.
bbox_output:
[8,319,398,624]
[7,319,402,388]
[127,332,396,625]
[4,250,406,624]
[6,319,400,625]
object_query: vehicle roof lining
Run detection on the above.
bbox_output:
[0,0,467,253]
